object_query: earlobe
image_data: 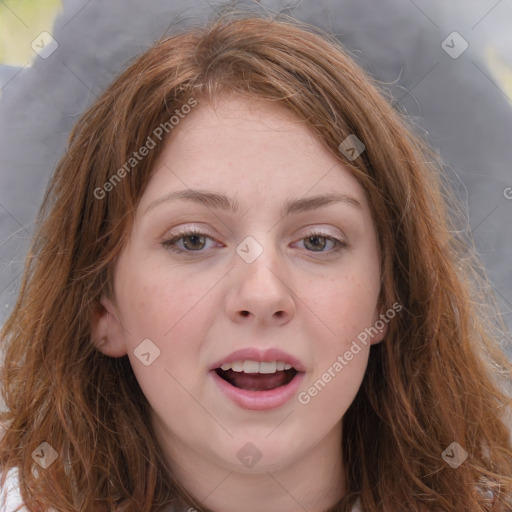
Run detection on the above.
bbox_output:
[90,295,128,357]
[371,320,388,345]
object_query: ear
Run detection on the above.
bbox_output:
[90,295,129,357]
[369,303,390,346]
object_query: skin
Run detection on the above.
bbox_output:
[92,95,387,512]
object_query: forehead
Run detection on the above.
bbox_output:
[139,95,368,212]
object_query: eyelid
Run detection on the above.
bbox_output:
[300,226,345,239]
[162,225,345,243]
[165,223,345,238]
[166,224,213,236]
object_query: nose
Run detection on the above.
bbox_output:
[225,239,296,326]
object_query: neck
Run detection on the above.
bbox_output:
[153,417,345,512]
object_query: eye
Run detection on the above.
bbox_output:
[161,228,347,256]
[161,228,220,255]
[294,231,347,254]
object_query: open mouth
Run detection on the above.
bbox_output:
[210,357,306,410]
[215,366,299,391]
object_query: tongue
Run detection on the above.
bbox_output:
[218,369,294,391]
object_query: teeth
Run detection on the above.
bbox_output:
[219,360,294,374]
[231,361,243,372]
[243,360,260,373]
[259,362,276,374]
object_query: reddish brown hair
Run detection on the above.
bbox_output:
[1,10,511,512]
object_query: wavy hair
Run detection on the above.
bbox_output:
[1,9,511,512]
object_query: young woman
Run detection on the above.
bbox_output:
[1,11,511,512]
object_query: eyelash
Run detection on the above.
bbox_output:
[161,228,348,257]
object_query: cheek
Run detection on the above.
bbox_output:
[299,275,374,418]
[116,263,216,411]
[312,271,380,343]
[116,256,213,340]
[118,262,227,406]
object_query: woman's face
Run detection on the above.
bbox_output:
[95,95,386,476]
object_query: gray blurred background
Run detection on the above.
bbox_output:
[0,0,511,356]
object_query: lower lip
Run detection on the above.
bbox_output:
[210,370,305,411]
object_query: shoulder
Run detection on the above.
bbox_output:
[0,469,192,512]
[0,468,27,512]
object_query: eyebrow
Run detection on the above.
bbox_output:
[144,189,362,216]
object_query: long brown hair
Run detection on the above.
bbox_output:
[1,9,511,512]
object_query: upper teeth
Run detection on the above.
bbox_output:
[220,360,293,373]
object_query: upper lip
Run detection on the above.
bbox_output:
[209,347,306,372]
